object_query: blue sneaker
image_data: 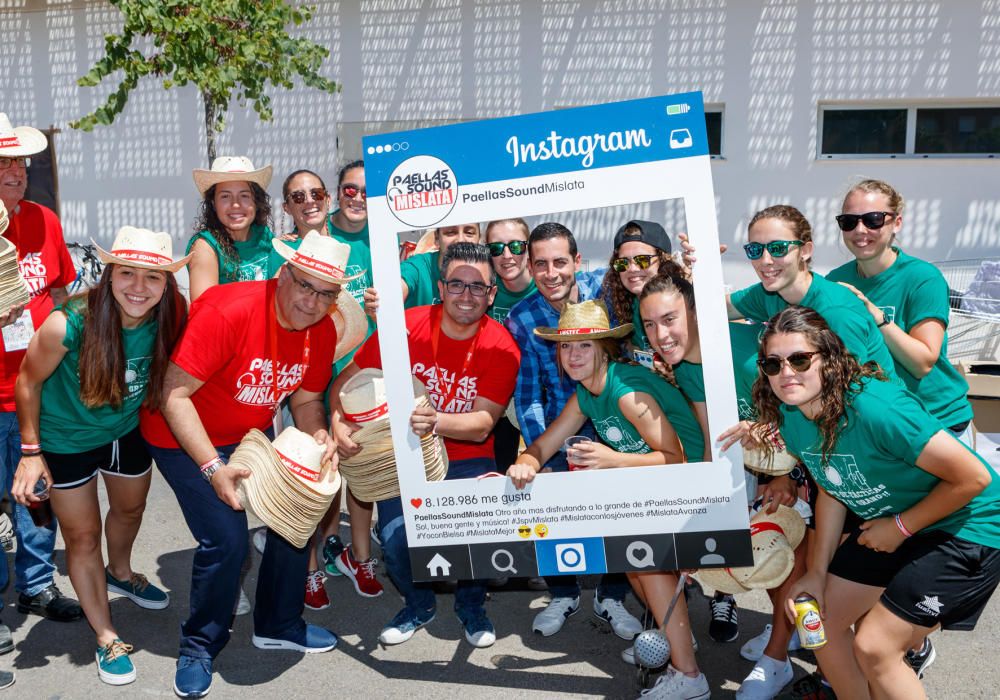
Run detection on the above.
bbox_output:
[96,639,135,686]
[378,606,436,645]
[456,606,496,648]
[174,655,212,698]
[252,623,338,653]
[106,569,169,610]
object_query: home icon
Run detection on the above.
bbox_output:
[426,553,452,577]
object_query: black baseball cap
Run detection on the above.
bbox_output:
[613,220,672,254]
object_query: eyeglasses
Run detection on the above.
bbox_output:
[743,240,804,260]
[286,266,340,303]
[286,188,328,205]
[834,211,896,232]
[0,156,29,169]
[442,279,493,297]
[759,351,821,376]
[611,254,655,272]
[340,184,366,200]
[487,240,527,257]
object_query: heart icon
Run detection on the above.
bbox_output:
[410,498,423,509]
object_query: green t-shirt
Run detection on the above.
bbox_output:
[826,249,972,428]
[187,223,274,284]
[400,251,441,308]
[575,362,704,463]
[630,299,651,350]
[779,377,1000,549]
[39,301,157,453]
[730,273,900,384]
[489,278,537,324]
[671,321,763,422]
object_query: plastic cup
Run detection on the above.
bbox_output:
[564,436,592,471]
[28,477,53,529]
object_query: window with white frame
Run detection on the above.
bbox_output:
[819,104,1000,159]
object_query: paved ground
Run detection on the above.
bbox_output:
[2,473,998,699]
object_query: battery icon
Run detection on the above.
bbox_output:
[666,104,690,115]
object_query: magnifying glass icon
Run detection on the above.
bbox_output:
[491,549,517,575]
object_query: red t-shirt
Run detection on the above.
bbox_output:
[0,201,76,411]
[140,279,336,448]
[353,305,520,462]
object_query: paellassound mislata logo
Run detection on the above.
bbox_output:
[386,155,458,228]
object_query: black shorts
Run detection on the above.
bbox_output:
[43,427,152,490]
[829,526,1000,631]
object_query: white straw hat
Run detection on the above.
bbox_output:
[0,113,47,157]
[192,156,273,196]
[93,226,193,273]
[271,230,366,285]
[0,200,8,237]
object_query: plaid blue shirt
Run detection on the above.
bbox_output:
[505,269,609,470]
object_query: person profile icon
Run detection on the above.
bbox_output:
[699,537,726,565]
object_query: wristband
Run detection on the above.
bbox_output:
[894,513,913,538]
[20,443,41,451]
[199,456,222,473]
[877,313,890,328]
[21,449,42,457]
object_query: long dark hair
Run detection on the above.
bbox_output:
[76,264,187,410]
[750,306,886,464]
[636,270,696,387]
[194,182,272,278]
[602,226,685,329]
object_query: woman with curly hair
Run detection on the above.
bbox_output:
[735,305,1000,700]
[11,227,188,685]
[600,220,684,359]
[187,156,274,300]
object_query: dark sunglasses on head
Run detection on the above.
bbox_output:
[759,351,821,376]
[286,188,328,205]
[835,211,896,232]
[487,240,528,257]
[611,254,655,272]
[442,279,493,297]
[341,184,366,200]
[743,240,804,260]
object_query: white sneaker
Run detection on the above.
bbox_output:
[739,624,801,662]
[233,586,251,616]
[735,655,793,700]
[594,596,643,640]
[252,528,267,555]
[532,596,580,636]
[640,665,711,699]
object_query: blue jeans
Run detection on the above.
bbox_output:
[0,411,57,607]
[148,440,311,660]
[376,457,494,615]
[545,573,631,601]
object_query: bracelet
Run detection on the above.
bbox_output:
[894,513,914,538]
[20,442,41,451]
[199,456,223,474]
[877,313,891,328]
[21,449,42,457]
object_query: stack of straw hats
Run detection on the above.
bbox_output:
[230,427,341,548]
[696,504,805,594]
[0,201,31,311]
[743,426,799,477]
[338,369,448,501]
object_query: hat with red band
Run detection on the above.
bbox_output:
[271,230,367,285]
[533,299,633,341]
[93,226,192,273]
[0,113,47,157]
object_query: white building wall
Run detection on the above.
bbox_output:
[2,0,998,289]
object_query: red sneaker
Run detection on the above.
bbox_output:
[304,570,330,610]
[335,548,383,598]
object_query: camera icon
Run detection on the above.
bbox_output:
[554,543,587,573]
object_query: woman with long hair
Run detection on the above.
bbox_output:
[11,227,188,685]
[507,300,708,700]
[187,156,274,300]
[741,306,1000,700]
[640,272,804,699]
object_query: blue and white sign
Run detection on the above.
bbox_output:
[365,93,753,581]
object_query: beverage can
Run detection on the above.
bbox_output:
[794,594,827,649]
[28,477,53,529]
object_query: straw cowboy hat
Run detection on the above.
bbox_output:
[93,226,193,273]
[696,505,805,595]
[534,299,633,341]
[192,156,273,196]
[743,425,799,477]
[230,427,342,548]
[0,113,47,157]
[0,200,8,237]
[0,225,30,312]
[413,229,438,255]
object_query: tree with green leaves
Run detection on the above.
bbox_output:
[71,0,340,164]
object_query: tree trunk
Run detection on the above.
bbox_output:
[202,90,217,165]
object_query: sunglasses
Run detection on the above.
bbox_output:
[611,254,655,272]
[286,188,328,205]
[759,351,821,376]
[835,211,896,232]
[0,156,30,169]
[487,240,527,257]
[442,279,493,297]
[743,240,804,260]
[340,184,366,200]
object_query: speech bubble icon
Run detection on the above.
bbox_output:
[626,540,655,569]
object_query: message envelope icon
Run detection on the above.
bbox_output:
[669,128,693,149]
